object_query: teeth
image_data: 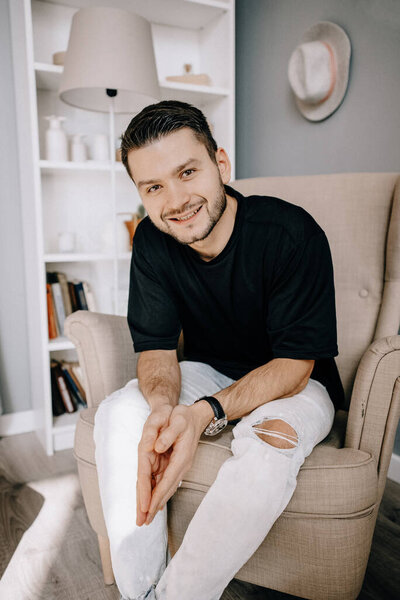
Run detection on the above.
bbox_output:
[175,206,200,221]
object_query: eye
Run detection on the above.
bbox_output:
[182,169,195,177]
[147,184,161,193]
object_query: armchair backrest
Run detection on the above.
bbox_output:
[232,173,400,408]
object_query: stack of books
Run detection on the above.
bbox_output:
[50,359,88,416]
[47,271,97,339]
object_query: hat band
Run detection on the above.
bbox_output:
[315,41,337,105]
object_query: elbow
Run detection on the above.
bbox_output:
[291,359,315,396]
[300,359,315,390]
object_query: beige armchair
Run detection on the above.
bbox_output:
[65,172,400,600]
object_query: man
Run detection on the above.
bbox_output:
[93,100,344,600]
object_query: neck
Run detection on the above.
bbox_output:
[188,193,237,262]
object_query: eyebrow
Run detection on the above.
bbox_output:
[137,158,201,189]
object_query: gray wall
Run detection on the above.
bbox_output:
[235,0,400,454]
[235,0,400,178]
[0,0,31,414]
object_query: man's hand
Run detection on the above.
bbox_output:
[143,404,203,526]
[136,404,174,527]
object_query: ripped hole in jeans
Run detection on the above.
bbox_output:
[252,418,298,449]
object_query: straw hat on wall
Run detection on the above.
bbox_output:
[288,21,351,121]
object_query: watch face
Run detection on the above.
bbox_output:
[205,417,228,436]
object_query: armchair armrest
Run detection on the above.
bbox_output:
[345,334,400,500]
[64,310,138,408]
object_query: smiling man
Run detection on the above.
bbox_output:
[93,100,344,600]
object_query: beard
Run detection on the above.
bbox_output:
[150,178,227,246]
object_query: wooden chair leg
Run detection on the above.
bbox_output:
[97,533,115,585]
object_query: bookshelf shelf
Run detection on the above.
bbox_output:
[12,0,235,455]
[160,80,230,103]
[44,252,131,262]
[39,159,125,173]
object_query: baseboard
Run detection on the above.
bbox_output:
[0,410,35,436]
[387,453,400,484]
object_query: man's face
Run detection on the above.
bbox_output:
[127,128,230,245]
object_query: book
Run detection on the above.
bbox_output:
[50,362,66,416]
[47,272,64,335]
[67,281,79,312]
[60,361,87,408]
[56,272,73,316]
[50,359,77,413]
[69,362,87,403]
[46,283,59,339]
[82,281,97,312]
[51,282,66,334]
[74,280,88,310]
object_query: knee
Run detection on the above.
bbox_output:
[94,380,150,434]
[252,418,298,449]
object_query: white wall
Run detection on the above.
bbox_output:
[0,0,32,414]
[235,0,400,453]
[235,0,400,177]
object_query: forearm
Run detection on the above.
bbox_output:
[137,349,181,410]
[191,358,314,432]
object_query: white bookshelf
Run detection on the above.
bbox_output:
[10,0,235,455]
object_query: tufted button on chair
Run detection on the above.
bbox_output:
[65,172,400,600]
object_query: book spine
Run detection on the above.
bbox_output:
[52,361,76,412]
[70,364,87,401]
[47,284,58,339]
[82,281,97,312]
[57,272,73,316]
[50,362,66,416]
[61,362,86,407]
[56,372,75,413]
[68,281,79,312]
[51,282,66,335]
[74,281,88,310]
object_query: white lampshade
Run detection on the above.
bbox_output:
[59,6,160,113]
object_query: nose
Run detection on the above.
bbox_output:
[164,181,193,218]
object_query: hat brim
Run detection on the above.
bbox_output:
[293,21,351,122]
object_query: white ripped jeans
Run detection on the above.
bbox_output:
[93,360,335,600]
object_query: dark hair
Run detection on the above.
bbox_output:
[120,100,218,181]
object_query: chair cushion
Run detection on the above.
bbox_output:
[74,407,377,517]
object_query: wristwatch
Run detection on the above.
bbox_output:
[194,396,228,436]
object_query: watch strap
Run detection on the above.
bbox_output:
[194,396,225,420]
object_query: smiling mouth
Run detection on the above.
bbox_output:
[168,205,203,224]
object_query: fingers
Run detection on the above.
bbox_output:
[154,412,187,454]
[137,450,153,522]
[145,453,186,525]
[136,408,172,523]
[136,479,149,526]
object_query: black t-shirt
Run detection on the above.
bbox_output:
[128,184,345,411]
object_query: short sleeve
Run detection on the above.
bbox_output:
[127,233,181,352]
[267,230,339,359]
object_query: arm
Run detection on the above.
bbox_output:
[189,358,315,431]
[137,348,181,410]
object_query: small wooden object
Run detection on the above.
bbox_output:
[166,63,211,86]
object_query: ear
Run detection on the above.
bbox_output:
[215,147,231,184]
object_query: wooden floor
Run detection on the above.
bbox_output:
[0,431,399,600]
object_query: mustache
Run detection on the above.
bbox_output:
[164,202,204,220]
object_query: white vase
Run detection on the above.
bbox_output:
[44,115,68,161]
[70,134,87,162]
